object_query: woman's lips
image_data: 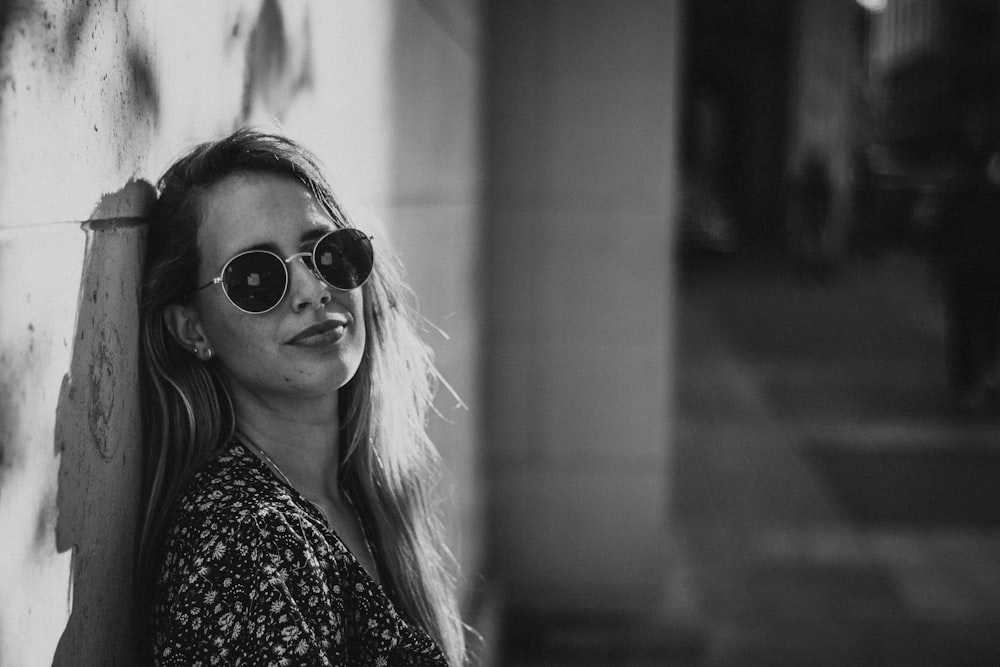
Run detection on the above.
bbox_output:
[287,320,347,346]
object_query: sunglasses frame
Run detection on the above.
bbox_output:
[196,228,374,315]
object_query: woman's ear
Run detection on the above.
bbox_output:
[163,304,214,360]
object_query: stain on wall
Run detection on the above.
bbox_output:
[242,0,314,122]
[0,222,82,667]
[0,0,160,226]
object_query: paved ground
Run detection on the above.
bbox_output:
[673,250,1000,666]
[500,250,1000,666]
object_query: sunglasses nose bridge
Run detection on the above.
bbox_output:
[284,249,332,299]
[285,250,323,280]
[283,251,312,267]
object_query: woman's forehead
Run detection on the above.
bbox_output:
[198,172,335,254]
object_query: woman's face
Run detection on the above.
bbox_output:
[191,171,366,406]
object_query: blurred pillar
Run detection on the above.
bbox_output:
[787,0,869,259]
[484,0,682,613]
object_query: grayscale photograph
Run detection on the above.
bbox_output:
[0,1,998,665]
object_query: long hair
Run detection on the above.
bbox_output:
[137,127,465,665]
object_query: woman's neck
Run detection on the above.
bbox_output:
[231,389,342,502]
[230,388,383,584]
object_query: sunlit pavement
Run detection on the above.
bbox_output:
[499,250,1000,666]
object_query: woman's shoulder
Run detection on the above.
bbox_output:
[163,440,298,548]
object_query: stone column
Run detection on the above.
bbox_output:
[484,0,683,613]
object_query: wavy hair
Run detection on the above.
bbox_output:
[137,127,465,665]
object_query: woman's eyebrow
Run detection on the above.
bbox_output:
[231,240,281,256]
[228,227,333,258]
[300,227,331,244]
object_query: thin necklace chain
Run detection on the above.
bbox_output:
[234,429,379,578]
[237,429,296,488]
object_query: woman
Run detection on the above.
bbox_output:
[137,128,465,665]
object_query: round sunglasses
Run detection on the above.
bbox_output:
[196,228,374,314]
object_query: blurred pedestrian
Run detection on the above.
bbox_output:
[791,152,833,281]
[847,149,885,259]
[137,128,466,664]
[934,105,1000,411]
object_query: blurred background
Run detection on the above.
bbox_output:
[2,0,1000,665]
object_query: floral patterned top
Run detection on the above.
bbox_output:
[152,440,448,666]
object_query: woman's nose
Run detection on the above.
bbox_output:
[287,256,331,311]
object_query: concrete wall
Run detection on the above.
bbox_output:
[484,0,683,613]
[385,0,485,588]
[0,2,485,664]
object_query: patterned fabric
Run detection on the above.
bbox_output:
[152,440,447,666]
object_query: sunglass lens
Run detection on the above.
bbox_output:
[315,229,374,289]
[222,252,287,313]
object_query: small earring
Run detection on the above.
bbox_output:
[204,348,214,361]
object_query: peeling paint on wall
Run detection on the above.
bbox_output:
[87,323,122,461]
[52,206,147,665]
